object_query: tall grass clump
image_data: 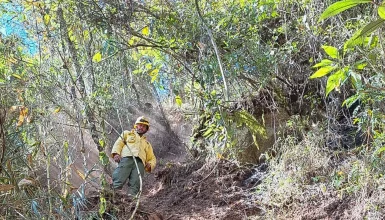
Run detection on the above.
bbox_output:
[255,120,385,219]
[256,127,330,215]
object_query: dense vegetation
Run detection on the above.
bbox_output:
[1,0,385,218]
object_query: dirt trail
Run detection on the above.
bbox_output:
[102,156,264,220]
[84,156,264,219]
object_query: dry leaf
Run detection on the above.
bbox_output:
[53,107,61,114]
[16,106,28,127]
[0,184,14,192]
[27,154,33,166]
[6,159,12,172]
[9,106,18,113]
[17,90,24,103]
[72,165,86,180]
[18,178,35,188]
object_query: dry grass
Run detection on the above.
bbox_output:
[257,130,330,206]
[254,126,385,219]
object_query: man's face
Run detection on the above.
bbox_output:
[135,123,148,134]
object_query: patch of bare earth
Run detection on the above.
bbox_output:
[83,159,264,219]
[138,159,263,220]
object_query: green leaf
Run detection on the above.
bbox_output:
[175,95,182,107]
[347,19,385,51]
[99,152,109,166]
[92,52,102,63]
[322,46,339,59]
[319,0,372,22]
[193,81,201,90]
[240,0,246,7]
[99,139,105,148]
[309,66,335,79]
[342,94,360,108]
[349,71,362,89]
[69,34,76,42]
[83,30,90,40]
[149,69,159,83]
[128,37,135,45]
[344,28,366,50]
[377,146,385,155]
[203,127,214,137]
[12,74,22,79]
[378,6,385,19]
[354,61,367,70]
[312,59,334,68]
[359,19,385,38]
[366,35,379,49]
[99,197,106,215]
[325,68,348,96]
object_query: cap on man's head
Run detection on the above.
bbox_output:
[135,116,150,127]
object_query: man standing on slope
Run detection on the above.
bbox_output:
[111,116,156,199]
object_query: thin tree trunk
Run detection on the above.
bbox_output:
[57,8,103,152]
[195,0,229,101]
[0,108,5,174]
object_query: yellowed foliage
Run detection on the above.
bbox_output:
[72,165,86,180]
[44,14,50,25]
[17,106,28,127]
[27,154,33,167]
[142,26,149,36]
[17,89,24,102]
[25,0,42,7]
[53,107,61,114]
[6,159,12,172]
[175,95,182,107]
[197,42,206,50]
[8,57,17,64]
[216,153,224,159]
[92,52,102,63]
[36,17,43,24]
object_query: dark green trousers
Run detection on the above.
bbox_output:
[112,157,144,196]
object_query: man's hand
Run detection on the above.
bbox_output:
[145,163,151,172]
[113,154,121,163]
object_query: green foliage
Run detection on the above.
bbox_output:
[325,67,348,96]
[318,0,372,22]
[99,197,107,216]
[99,152,109,166]
[310,46,353,97]
[310,66,336,79]
[313,0,385,97]
[346,19,385,50]
[233,110,267,148]
[322,45,340,59]
[378,6,385,19]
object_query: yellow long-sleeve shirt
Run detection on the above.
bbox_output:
[111,129,156,172]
